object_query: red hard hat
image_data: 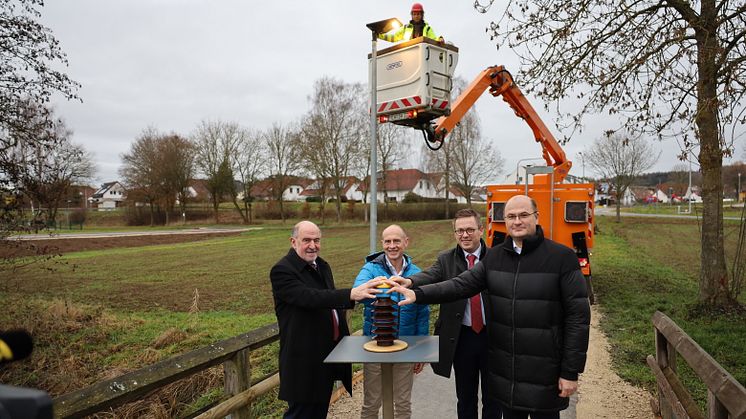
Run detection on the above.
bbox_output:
[411,3,424,13]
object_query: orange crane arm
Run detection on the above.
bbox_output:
[425,65,572,182]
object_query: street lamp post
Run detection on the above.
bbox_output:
[739,173,741,203]
[366,18,402,254]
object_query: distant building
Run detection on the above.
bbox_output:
[89,181,126,209]
[249,176,314,202]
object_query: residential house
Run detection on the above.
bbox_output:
[362,169,440,203]
[249,176,313,202]
[89,181,126,209]
[300,177,364,202]
[67,185,97,208]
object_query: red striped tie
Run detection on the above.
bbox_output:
[467,254,483,334]
[332,309,339,341]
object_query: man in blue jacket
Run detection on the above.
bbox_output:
[354,224,429,419]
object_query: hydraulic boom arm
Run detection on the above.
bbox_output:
[424,65,572,182]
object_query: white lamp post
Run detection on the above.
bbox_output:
[366,18,402,253]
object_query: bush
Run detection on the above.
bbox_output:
[68,208,87,225]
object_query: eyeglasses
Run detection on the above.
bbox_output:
[504,211,537,222]
[454,228,477,236]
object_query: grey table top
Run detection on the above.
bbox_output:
[324,336,439,364]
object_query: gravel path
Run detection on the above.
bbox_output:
[328,305,652,418]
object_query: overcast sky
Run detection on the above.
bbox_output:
[39,0,708,185]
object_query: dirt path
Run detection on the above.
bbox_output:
[576,306,651,418]
[328,305,652,418]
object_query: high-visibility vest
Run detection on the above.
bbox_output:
[378,22,439,43]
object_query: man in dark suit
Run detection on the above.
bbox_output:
[270,220,384,419]
[406,208,501,419]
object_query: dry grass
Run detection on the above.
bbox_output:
[92,367,224,419]
[151,327,187,349]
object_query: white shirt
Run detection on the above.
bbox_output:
[384,254,408,276]
[461,246,485,328]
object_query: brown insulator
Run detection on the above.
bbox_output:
[372,295,398,346]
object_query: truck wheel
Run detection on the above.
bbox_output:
[585,275,595,305]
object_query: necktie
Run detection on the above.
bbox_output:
[467,254,484,334]
[332,309,339,341]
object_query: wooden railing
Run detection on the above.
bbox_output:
[647,311,746,419]
[53,323,280,418]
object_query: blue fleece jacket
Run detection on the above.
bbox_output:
[354,251,430,336]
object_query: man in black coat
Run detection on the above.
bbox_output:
[391,195,591,419]
[407,208,501,419]
[270,221,384,419]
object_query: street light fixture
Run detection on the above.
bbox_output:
[366,17,402,253]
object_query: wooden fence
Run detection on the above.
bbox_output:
[647,311,746,419]
[53,323,280,418]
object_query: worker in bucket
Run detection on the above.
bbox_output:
[379,3,444,43]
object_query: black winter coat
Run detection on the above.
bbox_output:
[270,249,354,403]
[414,226,590,412]
[408,239,489,378]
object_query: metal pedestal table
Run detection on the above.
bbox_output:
[325,335,439,419]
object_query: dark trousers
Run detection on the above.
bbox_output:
[453,325,501,419]
[500,406,560,419]
[283,400,329,419]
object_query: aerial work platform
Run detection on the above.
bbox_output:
[369,37,459,127]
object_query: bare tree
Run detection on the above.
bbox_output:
[120,128,194,225]
[478,0,746,307]
[377,122,410,211]
[586,133,659,222]
[158,134,195,225]
[120,128,162,226]
[1,1,80,240]
[7,108,94,225]
[299,78,367,222]
[1,0,80,151]
[422,128,455,217]
[192,120,240,224]
[230,127,265,224]
[264,122,301,223]
[449,112,503,205]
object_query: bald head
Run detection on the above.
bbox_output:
[505,195,537,213]
[291,221,321,262]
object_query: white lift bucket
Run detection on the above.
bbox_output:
[369,37,459,127]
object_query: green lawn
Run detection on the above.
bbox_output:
[2,216,744,416]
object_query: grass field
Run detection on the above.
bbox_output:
[1,216,745,416]
[592,215,746,412]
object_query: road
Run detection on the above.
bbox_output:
[8,226,258,240]
[594,205,743,220]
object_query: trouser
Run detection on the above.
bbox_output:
[361,362,415,419]
[453,326,501,419]
[283,400,330,419]
[500,406,560,419]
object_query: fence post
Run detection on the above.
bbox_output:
[656,329,675,418]
[224,348,252,419]
[707,390,728,419]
